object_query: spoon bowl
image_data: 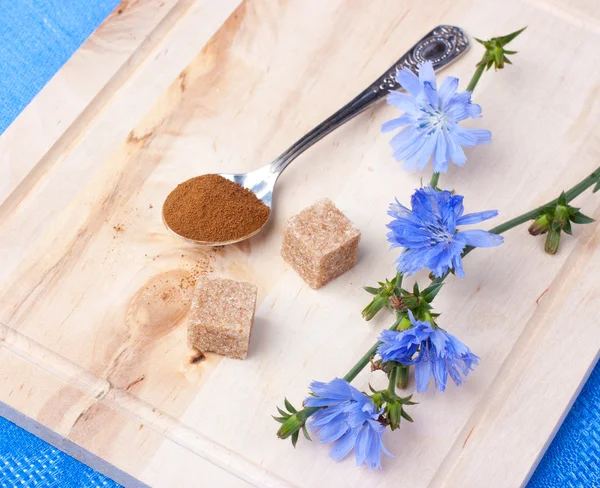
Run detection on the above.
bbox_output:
[162,164,279,246]
[162,26,469,246]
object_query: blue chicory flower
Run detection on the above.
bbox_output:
[378,311,479,393]
[382,61,491,173]
[304,378,392,469]
[387,186,503,278]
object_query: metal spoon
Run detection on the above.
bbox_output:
[163,25,469,246]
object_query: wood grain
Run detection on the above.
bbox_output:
[1,0,599,486]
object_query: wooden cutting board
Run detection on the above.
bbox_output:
[1,0,599,486]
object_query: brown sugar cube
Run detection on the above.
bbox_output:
[281,199,361,289]
[188,278,257,360]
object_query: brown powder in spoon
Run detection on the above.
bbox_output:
[163,174,270,243]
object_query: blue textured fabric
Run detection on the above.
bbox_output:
[528,363,600,488]
[0,417,121,487]
[0,0,120,134]
[0,0,598,485]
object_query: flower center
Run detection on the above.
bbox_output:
[425,220,454,245]
[418,107,448,135]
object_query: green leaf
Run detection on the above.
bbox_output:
[302,425,311,441]
[570,211,595,224]
[291,430,299,448]
[284,398,297,414]
[594,180,600,193]
[421,282,444,303]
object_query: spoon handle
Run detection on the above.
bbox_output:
[269,25,469,174]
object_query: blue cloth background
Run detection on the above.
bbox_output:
[0,1,598,486]
[0,417,120,487]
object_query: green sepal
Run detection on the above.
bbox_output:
[396,364,409,389]
[363,286,380,295]
[570,211,594,224]
[496,26,527,45]
[284,398,297,413]
[400,409,414,423]
[557,191,568,206]
[421,282,444,303]
[475,27,526,71]
[545,228,561,255]
[528,214,550,236]
[362,295,389,321]
[291,430,299,448]
[393,271,404,295]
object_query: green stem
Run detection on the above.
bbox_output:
[430,172,440,189]
[348,166,600,380]
[388,366,398,398]
[293,165,600,428]
[466,63,486,92]
[343,316,401,383]
[489,166,600,235]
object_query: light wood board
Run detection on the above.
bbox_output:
[1,0,599,487]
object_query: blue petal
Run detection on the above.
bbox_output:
[438,76,459,107]
[416,133,437,170]
[432,129,449,173]
[456,210,498,225]
[310,404,347,426]
[423,82,439,108]
[315,416,350,443]
[365,427,385,469]
[395,67,421,96]
[381,114,412,133]
[432,356,448,392]
[471,128,492,144]
[415,357,432,393]
[386,91,418,113]
[418,61,436,89]
[389,126,419,152]
[307,378,353,403]
[446,132,467,166]
[354,424,386,470]
[392,131,429,164]
[458,229,504,248]
[452,253,465,278]
[329,429,358,461]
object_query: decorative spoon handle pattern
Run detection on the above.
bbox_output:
[270,25,469,173]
